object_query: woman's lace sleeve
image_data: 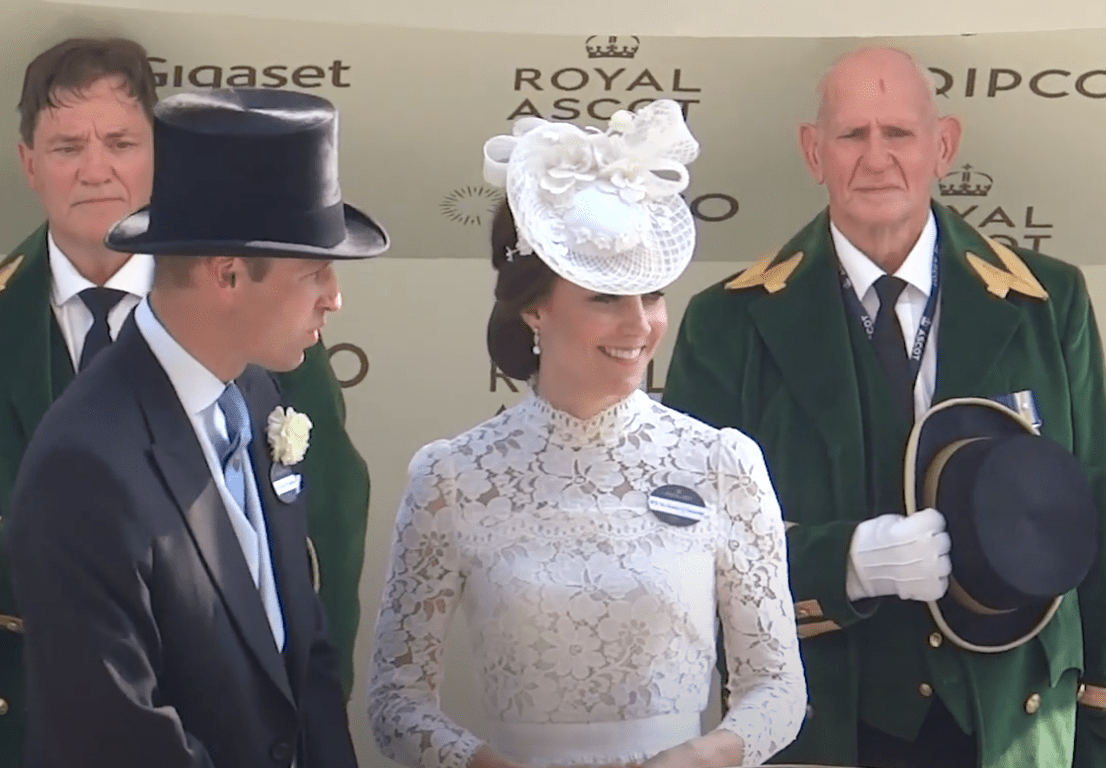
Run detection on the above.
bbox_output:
[367,440,483,768]
[713,428,807,764]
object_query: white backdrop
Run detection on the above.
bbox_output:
[32,0,1106,37]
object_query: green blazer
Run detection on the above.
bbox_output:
[0,225,370,765]
[663,203,1106,768]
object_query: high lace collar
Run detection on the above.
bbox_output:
[521,388,646,447]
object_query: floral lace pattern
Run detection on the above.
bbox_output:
[368,391,805,768]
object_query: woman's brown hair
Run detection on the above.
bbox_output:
[485,200,559,381]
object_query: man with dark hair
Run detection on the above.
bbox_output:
[0,37,371,765]
[9,86,388,768]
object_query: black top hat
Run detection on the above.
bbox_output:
[106,88,388,259]
[904,397,1099,652]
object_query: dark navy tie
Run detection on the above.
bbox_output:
[77,287,127,371]
[872,275,913,418]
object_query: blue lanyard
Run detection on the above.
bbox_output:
[838,235,940,384]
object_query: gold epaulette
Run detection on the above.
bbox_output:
[0,254,25,293]
[966,237,1048,301]
[725,250,803,294]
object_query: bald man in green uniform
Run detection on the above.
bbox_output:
[664,46,1106,768]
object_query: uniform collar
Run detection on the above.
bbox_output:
[831,208,938,300]
[47,230,153,307]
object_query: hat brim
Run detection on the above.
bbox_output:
[104,202,389,260]
[903,397,1060,653]
[511,182,695,296]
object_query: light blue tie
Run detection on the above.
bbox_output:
[216,383,252,513]
[215,383,286,650]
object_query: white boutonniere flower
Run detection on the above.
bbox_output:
[266,406,313,466]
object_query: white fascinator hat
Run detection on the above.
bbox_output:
[482,99,700,295]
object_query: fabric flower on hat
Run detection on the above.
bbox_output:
[602,161,650,204]
[267,406,313,465]
[534,129,601,198]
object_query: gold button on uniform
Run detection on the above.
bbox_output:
[1025,693,1041,715]
[0,698,9,716]
[919,683,934,698]
[928,632,943,648]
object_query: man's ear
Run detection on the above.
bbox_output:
[17,142,37,191]
[799,123,825,184]
[203,256,239,290]
[933,115,963,179]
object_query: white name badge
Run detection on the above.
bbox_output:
[648,485,706,527]
[270,463,303,504]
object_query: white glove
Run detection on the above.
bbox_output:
[845,508,952,602]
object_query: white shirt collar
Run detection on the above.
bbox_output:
[831,209,938,300]
[135,297,226,418]
[48,230,154,307]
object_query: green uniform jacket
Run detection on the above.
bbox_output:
[663,203,1106,768]
[0,225,370,765]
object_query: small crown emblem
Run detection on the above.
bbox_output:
[938,164,994,197]
[585,35,640,59]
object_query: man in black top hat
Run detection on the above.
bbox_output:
[6,87,388,768]
[0,43,375,766]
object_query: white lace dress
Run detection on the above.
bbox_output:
[368,390,805,768]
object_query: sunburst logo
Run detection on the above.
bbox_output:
[439,185,503,226]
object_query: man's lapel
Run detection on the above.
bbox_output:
[931,203,1023,400]
[239,369,314,694]
[122,323,294,704]
[745,210,868,470]
[0,226,72,445]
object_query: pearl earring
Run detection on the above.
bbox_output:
[531,328,541,356]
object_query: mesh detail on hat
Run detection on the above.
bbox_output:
[484,99,699,296]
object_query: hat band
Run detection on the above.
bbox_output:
[923,436,1017,617]
[947,577,1017,616]
[146,199,347,249]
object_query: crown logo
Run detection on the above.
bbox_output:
[585,35,640,59]
[938,164,994,197]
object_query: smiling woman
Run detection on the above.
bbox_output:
[367,99,807,768]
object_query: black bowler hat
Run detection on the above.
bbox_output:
[106,88,388,259]
[903,397,1098,652]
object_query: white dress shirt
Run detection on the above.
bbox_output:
[48,232,153,370]
[831,210,940,421]
[134,298,286,650]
